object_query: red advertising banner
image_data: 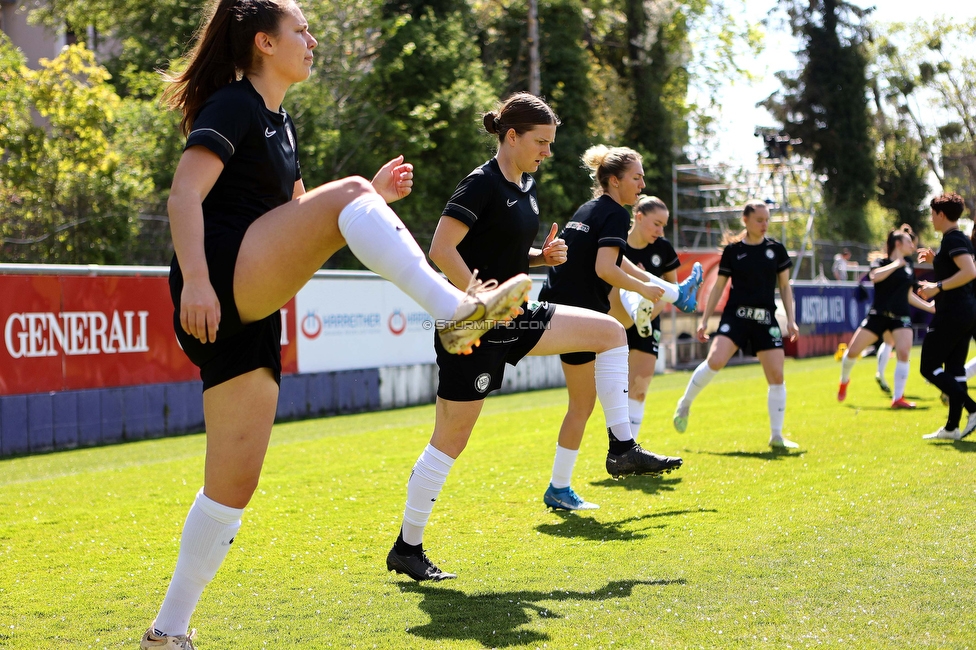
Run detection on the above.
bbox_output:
[1,274,297,396]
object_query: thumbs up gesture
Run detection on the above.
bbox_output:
[541,223,567,266]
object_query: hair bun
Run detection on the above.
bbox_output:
[483,112,499,134]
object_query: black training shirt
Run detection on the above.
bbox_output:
[185,77,301,238]
[626,237,681,279]
[540,195,630,313]
[718,237,792,312]
[871,257,915,316]
[443,158,540,284]
[932,229,976,312]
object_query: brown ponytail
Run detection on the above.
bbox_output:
[162,0,288,135]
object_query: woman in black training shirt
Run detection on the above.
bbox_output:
[538,150,686,511]
[141,1,529,647]
[387,95,681,582]
[672,200,800,449]
[837,225,933,408]
[918,193,976,440]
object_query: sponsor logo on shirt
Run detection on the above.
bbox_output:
[506,199,518,207]
[565,221,590,233]
[265,127,277,138]
[737,253,747,259]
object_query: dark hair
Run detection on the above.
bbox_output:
[886,223,916,257]
[635,195,667,216]
[163,0,289,135]
[581,145,642,198]
[483,92,560,141]
[930,192,965,221]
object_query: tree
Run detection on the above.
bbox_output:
[0,39,157,263]
[873,17,976,213]
[764,0,875,243]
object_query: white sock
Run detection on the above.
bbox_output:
[628,398,644,440]
[594,345,633,441]
[768,383,786,438]
[680,361,717,408]
[840,351,856,383]
[893,360,910,400]
[966,357,976,381]
[338,193,463,320]
[401,444,454,546]
[154,489,243,637]
[877,342,891,377]
[619,289,643,322]
[550,445,579,489]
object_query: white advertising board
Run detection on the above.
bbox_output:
[294,273,545,373]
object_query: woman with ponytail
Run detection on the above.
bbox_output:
[672,200,800,449]
[837,225,933,408]
[142,2,529,646]
[536,150,691,511]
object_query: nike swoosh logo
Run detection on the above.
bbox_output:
[265,128,276,137]
[506,199,517,207]
[737,253,747,259]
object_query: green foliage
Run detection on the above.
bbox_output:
[3,352,976,647]
[334,0,501,262]
[876,133,929,235]
[764,0,876,243]
[0,40,159,263]
[873,18,976,213]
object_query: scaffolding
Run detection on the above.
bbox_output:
[663,130,822,367]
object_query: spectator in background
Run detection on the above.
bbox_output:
[833,248,852,281]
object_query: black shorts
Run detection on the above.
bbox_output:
[626,316,661,357]
[715,307,783,355]
[436,301,556,401]
[170,228,282,391]
[860,311,911,337]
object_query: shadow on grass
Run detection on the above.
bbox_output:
[398,577,685,647]
[589,474,683,494]
[944,439,976,452]
[697,448,808,461]
[535,507,715,541]
[844,404,932,412]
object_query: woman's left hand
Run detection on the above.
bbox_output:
[787,320,799,342]
[917,281,939,300]
[541,223,567,266]
[372,155,414,203]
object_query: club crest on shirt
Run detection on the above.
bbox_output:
[651,254,661,267]
[475,373,492,393]
[765,248,775,259]
[529,195,539,215]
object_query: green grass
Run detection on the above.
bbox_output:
[2,349,974,649]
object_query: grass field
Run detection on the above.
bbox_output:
[1,349,974,649]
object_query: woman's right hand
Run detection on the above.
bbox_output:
[696,321,709,343]
[640,284,665,302]
[180,277,221,343]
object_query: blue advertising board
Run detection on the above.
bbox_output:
[794,284,872,335]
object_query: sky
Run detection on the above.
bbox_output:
[709,0,975,171]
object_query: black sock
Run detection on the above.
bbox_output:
[395,530,422,556]
[608,429,637,455]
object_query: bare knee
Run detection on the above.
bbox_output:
[338,175,375,202]
[594,320,626,352]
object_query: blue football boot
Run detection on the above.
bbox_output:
[674,262,703,313]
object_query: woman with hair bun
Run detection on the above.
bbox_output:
[537,150,694,511]
[387,99,683,581]
[837,225,933,408]
[141,1,530,646]
[672,200,800,449]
